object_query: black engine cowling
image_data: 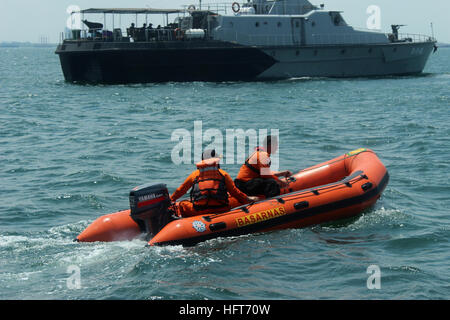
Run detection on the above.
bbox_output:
[129,183,171,235]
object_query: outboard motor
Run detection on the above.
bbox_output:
[129,183,171,236]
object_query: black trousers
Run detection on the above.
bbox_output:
[234,178,280,198]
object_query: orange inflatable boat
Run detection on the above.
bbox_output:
[76,148,389,246]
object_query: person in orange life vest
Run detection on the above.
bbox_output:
[234,135,292,198]
[170,149,260,217]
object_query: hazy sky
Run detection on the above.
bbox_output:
[0,0,449,43]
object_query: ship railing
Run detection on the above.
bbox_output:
[180,2,269,15]
[310,32,435,45]
[182,2,231,14]
[184,1,321,15]
[353,27,436,43]
[61,27,178,43]
[337,28,436,44]
[395,33,436,43]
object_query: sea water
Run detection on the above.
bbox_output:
[0,47,449,299]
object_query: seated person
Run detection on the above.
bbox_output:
[171,149,259,217]
[234,135,291,198]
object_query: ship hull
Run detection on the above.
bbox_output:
[259,41,436,79]
[56,41,277,83]
[56,40,436,83]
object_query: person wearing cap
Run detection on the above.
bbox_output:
[235,135,292,198]
[170,149,260,217]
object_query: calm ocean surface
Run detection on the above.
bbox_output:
[0,47,449,300]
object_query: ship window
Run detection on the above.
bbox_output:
[264,21,268,25]
[312,21,316,27]
[255,22,259,27]
[331,12,346,26]
[296,50,300,56]
[295,21,300,28]
[277,22,282,27]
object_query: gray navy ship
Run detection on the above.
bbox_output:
[56,0,438,83]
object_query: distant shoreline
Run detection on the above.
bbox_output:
[0,42,56,48]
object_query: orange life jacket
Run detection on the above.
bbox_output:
[190,158,229,210]
[245,147,271,174]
